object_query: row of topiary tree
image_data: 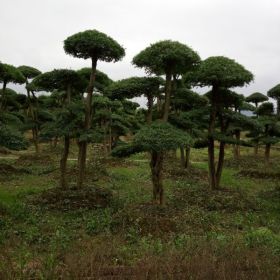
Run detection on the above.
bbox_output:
[1,29,280,204]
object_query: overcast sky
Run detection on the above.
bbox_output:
[1,0,280,104]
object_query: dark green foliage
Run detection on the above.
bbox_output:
[0,62,25,85]
[246,92,268,105]
[18,65,41,79]
[134,122,192,152]
[268,84,280,99]
[0,125,27,150]
[106,76,163,99]
[30,69,81,92]
[64,30,125,61]
[190,56,253,88]
[132,40,200,75]
[111,142,143,158]
[77,68,113,92]
[256,102,274,116]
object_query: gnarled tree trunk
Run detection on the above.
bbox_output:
[77,57,97,188]
[150,150,164,204]
[265,143,271,164]
[60,136,70,189]
[185,146,191,169]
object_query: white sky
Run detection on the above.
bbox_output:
[1,0,280,105]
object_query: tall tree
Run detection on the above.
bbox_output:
[64,30,125,188]
[191,56,253,190]
[268,84,280,117]
[18,66,41,153]
[132,40,200,203]
[31,69,82,188]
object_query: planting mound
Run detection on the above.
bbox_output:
[16,154,53,166]
[237,169,280,180]
[171,184,259,212]
[0,163,30,179]
[113,203,179,236]
[32,186,113,211]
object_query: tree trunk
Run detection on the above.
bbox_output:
[150,150,164,204]
[31,91,40,153]
[162,72,172,122]
[180,146,185,168]
[208,88,218,190]
[254,143,259,155]
[216,141,225,188]
[1,81,7,110]
[185,147,191,169]
[146,94,153,125]
[77,57,97,188]
[265,143,271,164]
[277,99,280,117]
[233,130,241,160]
[60,136,70,189]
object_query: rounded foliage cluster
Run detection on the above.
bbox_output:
[246,92,268,104]
[132,40,200,75]
[134,121,192,152]
[191,56,253,88]
[106,76,163,99]
[64,29,125,62]
[18,65,41,79]
[0,62,25,84]
[268,84,280,99]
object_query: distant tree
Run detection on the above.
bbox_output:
[191,56,253,189]
[256,102,280,163]
[268,84,280,117]
[246,92,268,110]
[169,87,208,168]
[132,40,200,203]
[106,76,163,124]
[0,62,25,110]
[31,69,82,188]
[64,29,125,188]
[18,66,41,153]
[133,40,200,121]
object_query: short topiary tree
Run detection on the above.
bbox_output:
[191,56,253,189]
[0,62,25,110]
[64,30,125,188]
[246,92,268,110]
[31,69,82,188]
[106,76,163,124]
[134,122,192,204]
[268,84,280,116]
[18,65,41,153]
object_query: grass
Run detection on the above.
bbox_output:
[0,145,280,279]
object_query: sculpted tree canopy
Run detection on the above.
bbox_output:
[106,76,163,100]
[31,69,81,92]
[133,40,200,121]
[245,92,268,107]
[18,65,41,79]
[268,84,280,116]
[132,40,200,75]
[64,29,125,188]
[64,29,125,61]
[77,68,113,92]
[0,62,25,86]
[193,56,253,190]
[190,56,253,88]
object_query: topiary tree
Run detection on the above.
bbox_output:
[256,102,280,163]
[268,84,280,116]
[64,29,125,188]
[191,56,253,189]
[106,76,163,124]
[0,62,25,110]
[132,40,200,121]
[18,65,41,153]
[132,41,200,203]
[170,87,209,168]
[246,92,268,110]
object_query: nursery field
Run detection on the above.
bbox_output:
[0,145,279,279]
